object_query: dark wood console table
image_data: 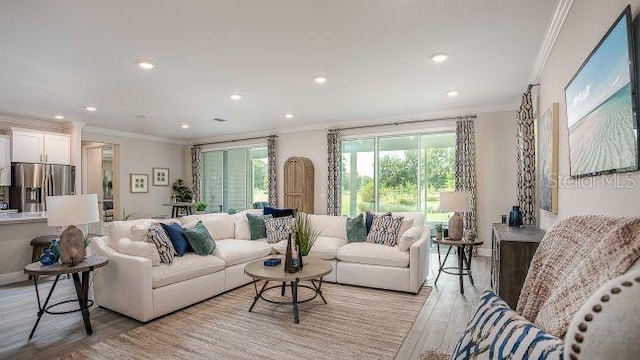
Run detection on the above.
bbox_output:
[491,224,544,309]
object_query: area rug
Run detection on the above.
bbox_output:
[63,283,431,359]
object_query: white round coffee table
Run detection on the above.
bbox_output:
[244,258,332,323]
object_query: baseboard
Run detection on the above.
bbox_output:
[476,248,492,257]
[0,271,28,285]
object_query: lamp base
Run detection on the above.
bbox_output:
[59,225,86,265]
[448,213,463,241]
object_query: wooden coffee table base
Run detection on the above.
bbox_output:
[248,279,327,324]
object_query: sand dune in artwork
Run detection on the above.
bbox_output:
[569,83,638,176]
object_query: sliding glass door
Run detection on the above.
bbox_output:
[340,132,455,225]
[201,146,268,213]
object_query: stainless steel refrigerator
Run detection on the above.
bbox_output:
[9,163,75,212]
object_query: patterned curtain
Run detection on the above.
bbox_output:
[516,89,536,225]
[190,145,202,202]
[326,130,341,215]
[455,117,477,234]
[267,136,278,207]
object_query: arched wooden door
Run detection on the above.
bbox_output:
[283,157,314,213]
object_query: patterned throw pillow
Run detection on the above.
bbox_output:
[247,214,273,240]
[264,216,295,243]
[366,215,404,246]
[451,290,564,360]
[144,223,177,264]
[365,211,391,234]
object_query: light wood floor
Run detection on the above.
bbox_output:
[0,251,490,360]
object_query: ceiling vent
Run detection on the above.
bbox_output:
[213,118,227,122]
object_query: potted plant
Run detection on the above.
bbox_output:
[195,201,207,214]
[435,223,443,240]
[294,213,320,263]
[172,179,193,202]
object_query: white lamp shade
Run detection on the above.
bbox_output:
[47,194,100,227]
[439,191,472,212]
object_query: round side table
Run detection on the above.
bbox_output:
[433,239,484,295]
[23,256,108,339]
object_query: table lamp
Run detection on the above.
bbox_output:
[439,191,472,241]
[47,194,99,265]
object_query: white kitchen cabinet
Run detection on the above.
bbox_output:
[11,129,44,163]
[44,133,71,165]
[10,128,70,165]
[0,135,10,186]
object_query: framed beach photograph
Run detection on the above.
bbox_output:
[564,6,639,178]
[538,103,559,214]
[130,174,149,193]
[153,167,170,186]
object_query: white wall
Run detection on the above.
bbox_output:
[476,111,518,253]
[537,0,640,230]
[81,131,185,219]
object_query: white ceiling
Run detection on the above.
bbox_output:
[0,0,557,140]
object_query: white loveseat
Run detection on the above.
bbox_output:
[91,210,430,322]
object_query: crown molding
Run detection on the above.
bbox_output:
[0,113,66,131]
[186,102,518,145]
[82,126,187,145]
[530,0,574,83]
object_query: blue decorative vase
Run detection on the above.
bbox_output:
[49,239,60,261]
[509,206,523,227]
[40,249,57,265]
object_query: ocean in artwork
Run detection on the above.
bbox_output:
[568,83,638,176]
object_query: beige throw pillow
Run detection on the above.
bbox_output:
[117,237,161,265]
[398,226,423,251]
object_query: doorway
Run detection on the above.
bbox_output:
[82,142,120,235]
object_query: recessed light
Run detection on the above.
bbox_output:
[230,94,242,101]
[54,115,64,120]
[447,90,459,97]
[181,124,190,129]
[285,113,294,119]
[136,114,147,119]
[314,76,328,84]
[138,61,155,70]
[85,106,97,112]
[431,53,449,63]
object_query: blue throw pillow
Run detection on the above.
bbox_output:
[263,206,295,218]
[451,290,564,360]
[160,222,191,256]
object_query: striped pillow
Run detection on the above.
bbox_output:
[264,216,295,243]
[366,215,404,246]
[144,223,177,264]
[451,290,563,360]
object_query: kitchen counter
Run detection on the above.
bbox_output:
[0,211,48,224]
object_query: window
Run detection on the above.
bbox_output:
[340,132,455,225]
[201,146,268,213]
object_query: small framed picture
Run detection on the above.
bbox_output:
[130,174,149,193]
[153,168,170,186]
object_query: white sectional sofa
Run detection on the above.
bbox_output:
[91,210,430,322]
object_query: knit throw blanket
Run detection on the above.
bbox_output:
[516,215,640,338]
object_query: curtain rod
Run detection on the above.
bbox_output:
[193,135,277,147]
[329,115,477,132]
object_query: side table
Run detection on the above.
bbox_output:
[23,256,108,339]
[433,239,483,295]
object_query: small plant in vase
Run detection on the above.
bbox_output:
[195,202,207,214]
[435,223,443,240]
[295,213,320,264]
